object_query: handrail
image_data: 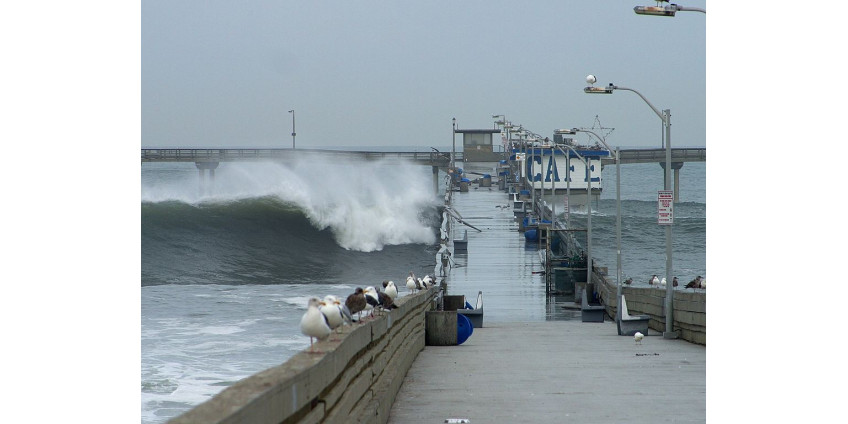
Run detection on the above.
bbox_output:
[141,147,704,165]
[141,148,460,165]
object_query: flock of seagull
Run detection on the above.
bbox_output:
[299,272,436,352]
[621,275,706,290]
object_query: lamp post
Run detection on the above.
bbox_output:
[452,117,457,170]
[585,76,676,338]
[634,1,705,16]
[288,110,296,149]
[560,127,623,320]
[552,141,593,297]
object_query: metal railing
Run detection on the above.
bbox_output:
[141,147,704,165]
[141,148,460,165]
[605,147,705,164]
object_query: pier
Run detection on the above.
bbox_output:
[389,321,705,423]
[166,163,705,423]
[389,179,705,423]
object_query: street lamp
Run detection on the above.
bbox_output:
[452,117,457,170]
[585,76,677,339]
[288,110,296,149]
[551,139,593,301]
[561,127,623,322]
[634,1,705,16]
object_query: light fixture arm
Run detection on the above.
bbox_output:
[610,85,666,123]
[573,128,618,162]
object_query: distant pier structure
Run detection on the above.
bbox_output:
[141,145,704,200]
[141,148,458,194]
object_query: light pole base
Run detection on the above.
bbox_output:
[662,331,679,339]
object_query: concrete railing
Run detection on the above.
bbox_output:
[170,287,439,424]
[595,274,706,345]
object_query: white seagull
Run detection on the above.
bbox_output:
[650,275,660,286]
[320,295,351,339]
[300,297,331,352]
[634,331,644,345]
[384,281,398,300]
[660,277,667,287]
[406,275,417,294]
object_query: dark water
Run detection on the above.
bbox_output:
[142,197,440,287]
[567,161,706,285]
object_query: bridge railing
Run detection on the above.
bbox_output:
[141,148,459,164]
[605,147,705,164]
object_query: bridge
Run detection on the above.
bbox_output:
[141,147,705,199]
[140,146,704,166]
[606,147,705,165]
[140,148,457,166]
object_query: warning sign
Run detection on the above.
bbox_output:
[658,190,673,225]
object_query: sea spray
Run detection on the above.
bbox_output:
[141,157,438,252]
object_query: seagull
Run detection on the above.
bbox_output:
[320,295,345,332]
[406,275,417,294]
[422,275,434,289]
[672,276,679,287]
[300,297,331,352]
[660,277,667,287]
[365,286,397,315]
[634,331,644,345]
[345,288,367,321]
[685,276,704,290]
[623,277,633,285]
[650,275,659,286]
[321,295,352,339]
[383,280,398,300]
[364,286,381,316]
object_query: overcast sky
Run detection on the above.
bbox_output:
[142,0,705,149]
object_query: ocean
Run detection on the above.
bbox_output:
[140,153,705,423]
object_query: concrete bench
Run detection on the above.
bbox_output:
[581,289,605,322]
[617,294,650,336]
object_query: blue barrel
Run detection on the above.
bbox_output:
[457,313,473,345]
[524,228,538,241]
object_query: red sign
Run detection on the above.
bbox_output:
[658,190,673,225]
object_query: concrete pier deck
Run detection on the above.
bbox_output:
[388,320,705,423]
[388,179,705,423]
